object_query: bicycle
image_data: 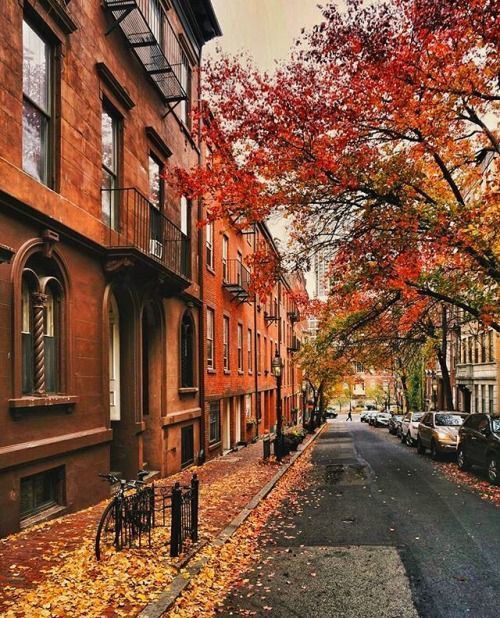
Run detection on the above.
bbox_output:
[95,470,150,560]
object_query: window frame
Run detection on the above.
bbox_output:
[20,466,65,520]
[22,17,56,188]
[209,400,221,444]
[223,315,230,371]
[180,311,196,388]
[101,101,122,230]
[222,235,229,282]
[207,307,215,370]
[247,328,253,373]
[206,222,214,270]
[237,323,243,372]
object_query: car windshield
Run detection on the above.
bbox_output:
[435,414,465,427]
[491,419,500,434]
[392,415,403,421]
[411,413,424,422]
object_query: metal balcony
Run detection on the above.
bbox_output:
[103,187,190,282]
[222,259,253,303]
[103,0,187,103]
[288,336,301,352]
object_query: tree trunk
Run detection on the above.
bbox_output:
[436,348,454,411]
[399,373,410,413]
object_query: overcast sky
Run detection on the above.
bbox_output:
[205,0,324,70]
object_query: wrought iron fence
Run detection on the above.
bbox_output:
[170,474,199,557]
[103,187,191,280]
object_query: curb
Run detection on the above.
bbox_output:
[138,424,326,618]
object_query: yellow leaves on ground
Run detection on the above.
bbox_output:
[167,449,314,617]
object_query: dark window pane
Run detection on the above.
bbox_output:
[20,467,63,518]
[44,336,57,393]
[209,401,220,443]
[22,332,34,394]
[181,314,194,387]
[181,425,194,467]
[22,100,48,183]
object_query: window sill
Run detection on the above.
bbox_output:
[9,395,78,416]
[224,370,231,375]
[179,387,199,395]
[207,368,216,374]
[238,370,244,375]
[21,503,66,530]
[208,440,221,451]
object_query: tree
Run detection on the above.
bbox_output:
[176,0,499,329]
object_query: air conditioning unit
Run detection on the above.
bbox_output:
[149,239,163,259]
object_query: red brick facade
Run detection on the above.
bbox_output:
[201,215,308,459]
[0,0,220,536]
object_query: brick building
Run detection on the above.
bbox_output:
[0,0,220,536]
[201,213,307,459]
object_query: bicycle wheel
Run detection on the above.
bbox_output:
[95,500,121,560]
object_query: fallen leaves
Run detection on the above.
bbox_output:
[434,462,500,508]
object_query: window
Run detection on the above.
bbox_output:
[181,425,194,467]
[148,154,164,256]
[21,260,63,395]
[474,338,479,364]
[207,308,214,369]
[481,384,486,414]
[209,400,220,444]
[474,384,479,413]
[468,337,473,364]
[181,312,195,387]
[20,467,64,519]
[223,316,230,370]
[247,328,252,372]
[101,105,120,229]
[489,385,494,415]
[146,0,163,45]
[179,53,191,127]
[206,222,214,269]
[237,251,243,286]
[480,332,486,363]
[257,333,261,373]
[22,19,53,185]
[488,330,494,362]
[222,235,228,282]
[180,196,190,236]
[237,324,243,371]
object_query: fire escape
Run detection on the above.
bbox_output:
[223,260,254,304]
[102,0,187,104]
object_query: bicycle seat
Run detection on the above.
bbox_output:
[137,470,149,480]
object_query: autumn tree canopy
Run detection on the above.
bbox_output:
[176,0,499,328]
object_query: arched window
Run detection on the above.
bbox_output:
[180,312,195,388]
[21,257,63,395]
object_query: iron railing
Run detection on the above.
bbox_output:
[103,187,190,280]
[103,0,187,102]
[223,259,252,303]
[170,475,199,557]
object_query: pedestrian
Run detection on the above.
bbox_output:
[347,410,353,421]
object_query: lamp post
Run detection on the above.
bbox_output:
[301,380,307,430]
[272,349,284,460]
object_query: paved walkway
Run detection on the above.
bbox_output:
[0,438,283,616]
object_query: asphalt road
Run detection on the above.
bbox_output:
[221,418,500,617]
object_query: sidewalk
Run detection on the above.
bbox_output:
[0,438,289,617]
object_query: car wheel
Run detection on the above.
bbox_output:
[417,438,425,455]
[400,431,406,443]
[430,440,440,460]
[405,432,413,446]
[457,446,471,471]
[487,455,500,486]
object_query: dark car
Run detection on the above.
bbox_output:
[388,414,404,435]
[457,414,500,485]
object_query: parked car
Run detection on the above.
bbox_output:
[367,411,379,426]
[360,411,369,423]
[400,411,424,446]
[417,412,467,458]
[457,414,500,485]
[325,408,338,419]
[374,412,391,427]
[388,414,404,435]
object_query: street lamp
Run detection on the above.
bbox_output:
[272,349,284,460]
[301,380,308,430]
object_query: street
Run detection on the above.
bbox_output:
[222,418,500,617]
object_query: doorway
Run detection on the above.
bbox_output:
[235,397,242,443]
[223,398,231,451]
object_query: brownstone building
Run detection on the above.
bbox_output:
[0,0,220,536]
[201,211,308,459]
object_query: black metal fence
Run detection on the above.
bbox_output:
[119,485,155,550]
[170,475,199,557]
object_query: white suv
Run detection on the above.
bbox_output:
[400,411,425,446]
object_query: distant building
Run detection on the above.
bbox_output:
[313,249,333,300]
